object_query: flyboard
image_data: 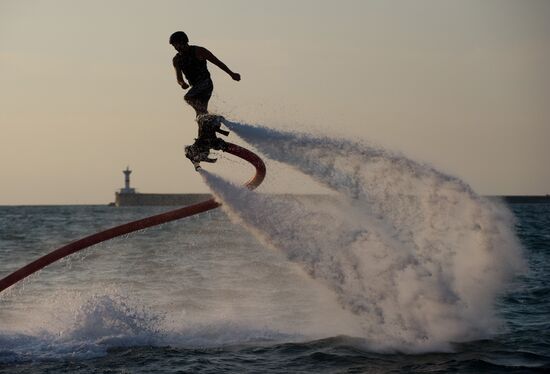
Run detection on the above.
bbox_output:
[0,115,265,294]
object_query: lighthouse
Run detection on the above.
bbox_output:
[120,166,136,194]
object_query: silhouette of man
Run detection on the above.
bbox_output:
[170,31,241,117]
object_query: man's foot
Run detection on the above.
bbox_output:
[196,114,229,138]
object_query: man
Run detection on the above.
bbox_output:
[170,31,241,117]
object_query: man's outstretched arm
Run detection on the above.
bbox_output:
[197,47,241,81]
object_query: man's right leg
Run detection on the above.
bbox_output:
[184,80,213,118]
[184,96,208,117]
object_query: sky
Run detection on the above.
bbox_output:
[1,0,549,204]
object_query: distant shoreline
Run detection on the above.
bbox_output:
[1,194,549,207]
[488,195,550,204]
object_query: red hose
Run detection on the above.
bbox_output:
[0,143,266,294]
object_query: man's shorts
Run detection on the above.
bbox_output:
[184,79,214,104]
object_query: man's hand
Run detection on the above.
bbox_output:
[179,81,189,89]
[230,72,241,81]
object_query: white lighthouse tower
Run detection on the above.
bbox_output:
[120,166,136,194]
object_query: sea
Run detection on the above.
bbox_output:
[1,122,549,373]
[0,202,548,373]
